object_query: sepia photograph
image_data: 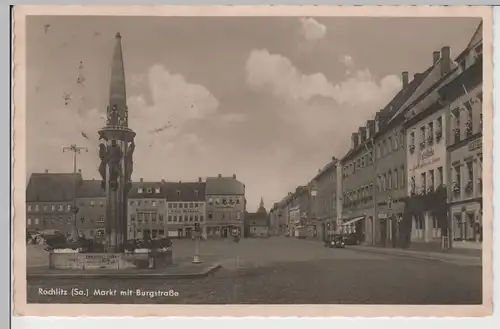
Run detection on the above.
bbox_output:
[12,5,492,317]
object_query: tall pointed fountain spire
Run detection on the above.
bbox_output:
[97,32,136,252]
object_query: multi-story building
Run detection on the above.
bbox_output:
[165,179,206,238]
[404,45,461,244]
[310,156,339,240]
[340,123,376,244]
[440,23,483,243]
[75,179,106,239]
[26,171,78,236]
[288,185,312,237]
[127,179,167,239]
[205,174,245,237]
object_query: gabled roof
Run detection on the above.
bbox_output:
[456,21,483,61]
[163,182,206,202]
[26,173,81,202]
[206,176,245,195]
[389,60,456,123]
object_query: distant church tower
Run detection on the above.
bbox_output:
[257,197,267,214]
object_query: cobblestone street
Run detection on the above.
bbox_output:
[27,237,482,304]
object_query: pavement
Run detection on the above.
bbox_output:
[26,237,483,304]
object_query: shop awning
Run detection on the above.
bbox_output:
[342,216,365,226]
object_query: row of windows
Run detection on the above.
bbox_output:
[28,201,107,212]
[130,200,164,207]
[343,184,373,208]
[343,152,373,178]
[168,202,203,209]
[137,187,161,194]
[377,165,406,192]
[207,197,241,205]
[27,216,104,226]
[376,133,404,159]
[451,155,483,198]
[409,166,445,195]
[451,92,483,144]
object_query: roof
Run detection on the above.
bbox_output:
[163,182,206,201]
[26,173,81,202]
[389,59,455,123]
[245,211,269,226]
[128,181,165,199]
[76,179,106,198]
[206,176,245,195]
[312,157,339,182]
[456,21,483,61]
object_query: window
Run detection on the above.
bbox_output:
[176,190,180,196]
[27,205,32,212]
[388,170,392,190]
[394,169,399,189]
[421,172,426,193]
[382,174,387,191]
[189,202,194,208]
[43,205,48,211]
[173,216,178,223]
[152,201,156,207]
[453,108,461,143]
[179,203,183,209]
[465,101,473,136]
[200,215,204,222]
[98,216,104,223]
[400,166,405,187]
[236,198,240,204]
[429,170,434,191]
[382,140,387,156]
[194,189,199,196]
[159,214,164,222]
[152,213,157,222]
[410,132,415,145]
[155,188,161,194]
[428,122,434,144]
[67,217,71,224]
[453,163,461,195]
[173,203,177,209]
[420,126,426,146]
[208,212,213,220]
[80,216,85,223]
[195,203,199,208]
[168,203,172,209]
[208,198,213,204]
[51,204,55,211]
[131,214,136,221]
[168,216,172,222]
[35,218,39,225]
[146,188,152,194]
[100,202,104,207]
[138,188,143,193]
[67,204,71,211]
[437,166,444,187]
[189,216,194,222]
[388,137,393,152]
[194,216,199,222]
[236,212,241,220]
[410,176,416,194]
[27,218,32,226]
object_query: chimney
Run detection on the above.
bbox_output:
[402,71,409,88]
[198,177,202,182]
[140,178,143,182]
[218,174,222,178]
[351,132,359,149]
[433,51,440,65]
[440,46,451,76]
[232,174,236,179]
[44,169,49,173]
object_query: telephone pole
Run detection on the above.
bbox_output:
[63,144,88,240]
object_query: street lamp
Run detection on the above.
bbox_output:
[63,144,88,240]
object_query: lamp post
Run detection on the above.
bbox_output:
[63,144,88,240]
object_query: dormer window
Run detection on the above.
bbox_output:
[176,190,181,196]
[194,189,199,196]
[146,188,152,194]
[155,188,161,194]
[138,188,143,194]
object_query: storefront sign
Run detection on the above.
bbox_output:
[468,138,482,151]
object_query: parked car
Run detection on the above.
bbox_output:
[324,234,345,248]
[342,233,358,245]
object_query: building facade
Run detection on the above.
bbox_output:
[127,180,167,239]
[245,198,269,237]
[205,174,245,237]
[441,24,483,243]
[310,157,339,240]
[76,180,106,239]
[404,46,459,244]
[165,180,206,238]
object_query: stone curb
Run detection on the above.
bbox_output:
[349,246,482,266]
[27,263,222,279]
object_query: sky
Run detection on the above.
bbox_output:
[26,16,480,211]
